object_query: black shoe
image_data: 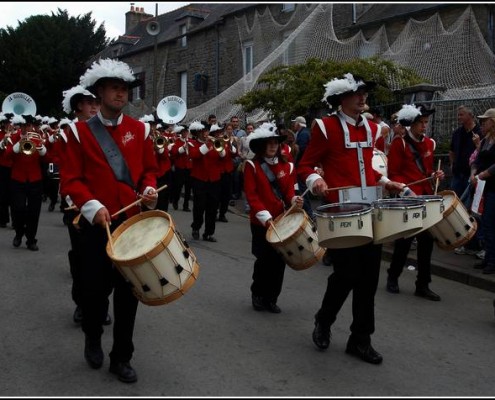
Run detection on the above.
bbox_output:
[84,336,103,369]
[73,306,83,324]
[103,313,112,326]
[27,243,39,251]
[172,202,178,210]
[203,234,217,242]
[263,301,281,313]
[322,250,332,266]
[252,295,265,311]
[482,264,495,274]
[414,286,441,301]
[0,222,7,228]
[12,236,22,248]
[48,202,55,212]
[109,361,138,383]
[474,261,486,269]
[182,207,191,212]
[312,317,331,350]
[192,230,200,240]
[345,340,383,365]
[218,215,228,223]
[386,278,400,294]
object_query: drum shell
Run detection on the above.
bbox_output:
[106,210,199,306]
[266,209,324,270]
[314,203,373,249]
[403,195,444,238]
[428,190,477,250]
[372,198,425,244]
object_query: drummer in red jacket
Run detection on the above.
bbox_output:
[385,103,445,301]
[297,73,405,365]
[244,122,303,313]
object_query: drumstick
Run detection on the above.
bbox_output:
[281,187,311,219]
[434,159,441,195]
[324,185,357,192]
[111,184,168,218]
[268,220,283,242]
[105,222,115,255]
[405,176,435,187]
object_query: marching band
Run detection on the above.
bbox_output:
[2,61,490,384]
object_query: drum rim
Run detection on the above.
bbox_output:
[314,202,372,218]
[372,198,425,210]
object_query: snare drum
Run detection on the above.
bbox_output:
[266,209,324,270]
[403,195,445,238]
[372,149,388,177]
[428,190,477,250]
[106,210,200,306]
[313,202,373,249]
[372,198,425,244]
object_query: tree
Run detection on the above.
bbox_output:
[235,56,426,124]
[0,9,109,116]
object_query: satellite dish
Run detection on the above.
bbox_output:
[146,20,160,36]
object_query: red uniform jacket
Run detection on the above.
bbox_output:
[189,139,224,182]
[0,129,13,168]
[387,131,436,195]
[170,138,193,170]
[60,114,158,220]
[155,146,171,177]
[244,158,296,227]
[297,114,382,203]
[4,130,46,182]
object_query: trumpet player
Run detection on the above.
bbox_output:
[170,124,193,212]
[189,121,224,242]
[4,114,47,251]
[151,117,173,213]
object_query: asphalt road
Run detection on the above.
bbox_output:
[0,200,494,397]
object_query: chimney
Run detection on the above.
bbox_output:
[125,5,153,35]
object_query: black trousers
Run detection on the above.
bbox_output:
[63,207,84,307]
[387,230,434,287]
[250,223,286,303]
[0,165,11,225]
[218,171,233,217]
[77,215,138,363]
[10,179,43,244]
[171,167,192,209]
[191,178,220,236]
[316,242,382,345]
[156,171,172,212]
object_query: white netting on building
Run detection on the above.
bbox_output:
[183,4,495,126]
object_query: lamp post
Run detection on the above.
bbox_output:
[152,3,158,108]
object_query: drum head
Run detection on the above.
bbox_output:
[112,212,171,260]
[372,198,424,210]
[267,211,305,243]
[314,202,371,218]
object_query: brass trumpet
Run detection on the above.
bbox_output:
[154,135,166,150]
[19,132,43,155]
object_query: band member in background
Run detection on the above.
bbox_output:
[297,73,405,365]
[385,104,445,301]
[0,112,14,228]
[214,122,237,223]
[59,85,107,326]
[170,124,193,212]
[4,114,48,251]
[60,58,158,383]
[42,117,61,212]
[188,120,224,242]
[152,116,173,213]
[244,122,303,313]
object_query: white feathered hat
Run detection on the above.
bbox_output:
[79,58,141,92]
[62,85,96,114]
[322,73,376,108]
[397,104,435,127]
[188,120,205,133]
[247,121,286,153]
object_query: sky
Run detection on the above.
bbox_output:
[0,2,190,40]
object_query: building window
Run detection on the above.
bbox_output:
[129,72,145,102]
[243,41,253,81]
[180,24,187,47]
[282,3,295,12]
[180,71,187,103]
